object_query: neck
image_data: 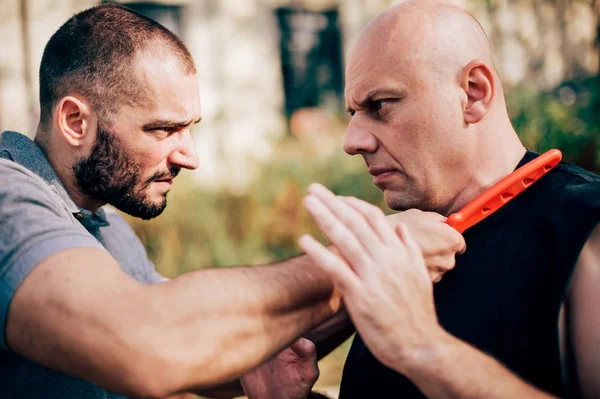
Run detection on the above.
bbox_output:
[443,122,526,216]
[35,130,106,213]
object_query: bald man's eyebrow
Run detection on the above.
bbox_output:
[142,116,202,131]
[347,88,406,114]
[362,89,405,104]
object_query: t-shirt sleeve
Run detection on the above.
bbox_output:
[102,207,168,284]
[0,161,105,350]
[145,261,169,284]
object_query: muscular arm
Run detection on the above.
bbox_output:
[566,223,600,398]
[191,207,466,398]
[6,249,339,399]
[186,223,600,399]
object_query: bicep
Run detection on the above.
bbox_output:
[6,247,148,395]
[567,224,600,398]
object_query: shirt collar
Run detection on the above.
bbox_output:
[0,131,109,227]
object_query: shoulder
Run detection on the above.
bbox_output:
[543,160,600,215]
[0,158,101,250]
[0,160,105,350]
[0,159,71,218]
[1,158,49,189]
[553,161,600,190]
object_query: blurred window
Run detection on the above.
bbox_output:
[276,8,344,117]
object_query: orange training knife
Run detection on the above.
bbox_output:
[446,149,562,234]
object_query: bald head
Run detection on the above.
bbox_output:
[343,1,523,214]
[350,1,496,84]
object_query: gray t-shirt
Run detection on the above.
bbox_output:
[0,131,166,398]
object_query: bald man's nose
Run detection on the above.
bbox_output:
[343,118,378,155]
[169,130,199,170]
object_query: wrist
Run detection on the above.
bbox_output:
[394,327,456,379]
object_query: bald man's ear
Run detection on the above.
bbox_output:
[55,96,95,148]
[460,60,494,124]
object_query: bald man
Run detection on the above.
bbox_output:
[298,1,600,398]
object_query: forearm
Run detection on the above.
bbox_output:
[400,331,556,399]
[6,249,337,399]
[148,254,340,393]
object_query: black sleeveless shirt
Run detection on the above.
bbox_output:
[339,151,600,398]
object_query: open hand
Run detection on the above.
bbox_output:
[299,184,447,372]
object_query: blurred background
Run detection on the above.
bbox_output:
[1,0,598,397]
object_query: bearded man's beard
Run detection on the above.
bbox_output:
[73,125,177,220]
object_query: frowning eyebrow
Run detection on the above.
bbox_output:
[346,88,406,114]
[142,116,202,131]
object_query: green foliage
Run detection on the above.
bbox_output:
[125,134,384,277]
[125,77,599,279]
[506,77,599,173]
[122,76,598,397]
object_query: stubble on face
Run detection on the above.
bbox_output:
[73,123,178,219]
[344,3,482,216]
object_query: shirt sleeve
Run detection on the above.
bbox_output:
[145,262,169,284]
[102,207,168,284]
[0,161,105,350]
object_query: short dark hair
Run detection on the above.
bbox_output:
[38,3,196,127]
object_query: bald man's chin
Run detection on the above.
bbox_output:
[383,190,421,212]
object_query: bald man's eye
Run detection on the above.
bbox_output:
[375,100,392,111]
[368,100,392,118]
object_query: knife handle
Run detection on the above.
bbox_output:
[446,149,562,234]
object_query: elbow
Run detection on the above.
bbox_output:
[121,350,225,399]
[114,292,244,397]
[110,320,186,398]
[119,357,182,399]
[117,328,220,398]
[116,333,197,399]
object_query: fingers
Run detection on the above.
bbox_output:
[307,184,384,257]
[340,196,399,245]
[304,195,372,274]
[299,234,361,294]
[395,223,429,281]
[441,223,467,255]
[396,223,418,256]
[455,231,467,255]
[290,338,317,359]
